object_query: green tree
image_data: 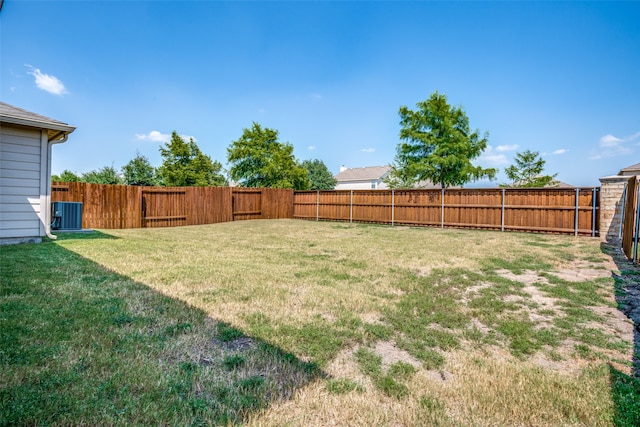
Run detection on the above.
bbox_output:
[122,152,157,186]
[503,149,557,188]
[389,91,497,189]
[227,122,309,189]
[157,131,227,187]
[382,165,419,189]
[302,159,337,190]
[82,166,123,185]
[52,169,81,183]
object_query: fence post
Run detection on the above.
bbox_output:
[574,188,580,236]
[592,187,597,237]
[316,190,319,221]
[350,190,353,224]
[391,189,395,226]
[501,188,506,232]
[441,188,445,229]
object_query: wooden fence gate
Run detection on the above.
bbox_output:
[142,188,187,228]
[621,176,640,263]
[232,189,263,221]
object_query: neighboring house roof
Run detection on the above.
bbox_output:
[412,179,445,189]
[619,162,640,176]
[335,165,391,182]
[550,179,575,188]
[0,102,75,141]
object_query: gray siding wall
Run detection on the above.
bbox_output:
[0,126,45,239]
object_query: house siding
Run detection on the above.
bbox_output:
[335,180,389,190]
[0,126,44,240]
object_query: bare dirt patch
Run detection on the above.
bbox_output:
[522,284,559,310]
[425,368,453,383]
[590,305,635,337]
[359,312,385,325]
[374,340,422,369]
[493,262,636,375]
[460,281,493,304]
[496,269,543,285]
[548,260,612,282]
[326,347,369,383]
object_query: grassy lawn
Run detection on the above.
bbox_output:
[2,219,639,426]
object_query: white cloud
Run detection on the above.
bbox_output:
[552,149,568,155]
[591,131,639,159]
[308,145,315,150]
[477,145,509,166]
[25,65,67,95]
[135,131,197,143]
[599,134,623,147]
[496,144,518,152]
[136,131,170,142]
[361,148,376,153]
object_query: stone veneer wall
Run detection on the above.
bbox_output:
[599,175,631,241]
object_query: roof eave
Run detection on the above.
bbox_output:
[1,115,76,135]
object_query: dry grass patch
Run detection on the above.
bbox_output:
[30,219,640,425]
[248,349,615,427]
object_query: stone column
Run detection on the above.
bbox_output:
[599,175,631,241]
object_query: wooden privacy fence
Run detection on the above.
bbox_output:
[51,182,293,229]
[294,188,600,236]
[621,176,640,263]
[52,182,601,237]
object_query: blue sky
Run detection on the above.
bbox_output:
[1,1,639,187]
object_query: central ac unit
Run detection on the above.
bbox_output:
[51,201,83,230]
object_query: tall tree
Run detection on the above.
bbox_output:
[82,166,123,185]
[390,91,497,188]
[382,165,419,189]
[157,131,227,187]
[227,122,309,190]
[52,169,81,183]
[302,159,337,190]
[503,149,557,188]
[122,152,157,186]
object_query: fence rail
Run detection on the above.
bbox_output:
[293,188,600,236]
[52,182,293,229]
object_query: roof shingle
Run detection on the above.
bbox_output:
[0,102,75,139]
[335,165,391,182]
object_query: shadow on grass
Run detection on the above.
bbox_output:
[601,241,640,427]
[49,230,120,241]
[0,237,325,426]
